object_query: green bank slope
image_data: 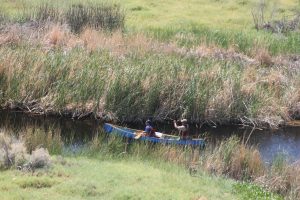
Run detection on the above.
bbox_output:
[0,157,238,200]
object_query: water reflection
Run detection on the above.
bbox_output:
[0,110,100,144]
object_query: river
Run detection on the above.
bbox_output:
[1,110,299,162]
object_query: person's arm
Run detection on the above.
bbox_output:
[173,120,178,129]
[174,121,185,131]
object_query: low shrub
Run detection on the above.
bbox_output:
[233,182,283,200]
[0,133,29,169]
[0,131,52,170]
[29,148,51,169]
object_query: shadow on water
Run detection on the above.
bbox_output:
[1,110,300,162]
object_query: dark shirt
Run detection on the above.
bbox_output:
[144,125,156,137]
[144,125,153,133]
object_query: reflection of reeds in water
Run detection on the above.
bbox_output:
[22,128,63,155]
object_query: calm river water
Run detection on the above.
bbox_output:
[1,110,299,162]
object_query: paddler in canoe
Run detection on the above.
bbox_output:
[134,119,157,139]
[174,119,189,139]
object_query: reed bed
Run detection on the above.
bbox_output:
[0,24,299,127]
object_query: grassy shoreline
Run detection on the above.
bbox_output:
[0,2,299,127]
[0,156,241,200]
[0,131,283,200]
[0,127,293,199]
[0,24,299,128]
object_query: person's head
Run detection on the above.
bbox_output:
[146,119,152,126]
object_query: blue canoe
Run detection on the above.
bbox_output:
[103,123,205,147]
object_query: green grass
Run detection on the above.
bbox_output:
[1,0,298,29]
[0,156,239,200]
[0,129,285,199]
[0,154,283,200]
[233,182,283,200]
[1,0,300,54]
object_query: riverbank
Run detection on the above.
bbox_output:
[0,143,283,200]
[0,23,299,128]
[0,2,300,128]
[0,156,241,200]
[0,127,298,199]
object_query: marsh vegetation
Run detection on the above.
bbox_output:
[0,0,300,199]
[0,128,286,200]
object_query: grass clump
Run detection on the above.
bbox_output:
[233,182,283,200]
[0,132,28,169]
[0,131,51,170]
[66,3,124,33]
[17,177,56,189]
[196,136,265,181]
[0,29,298,127]
[29,148,51,169]
[19,3,125,33]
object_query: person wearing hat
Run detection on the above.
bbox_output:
[174,119,189,139]
[144,119,156,137]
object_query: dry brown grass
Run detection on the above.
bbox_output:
[3,23,296,71]
[202,137,265,180]
[207,79,234,117]
[240,66,258,96]
[80,28,100,52]
[255,161,300,199]
[79,30,157,57]
[44,25,67,47]
[0,26,21,46]
[255,48,273,66]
